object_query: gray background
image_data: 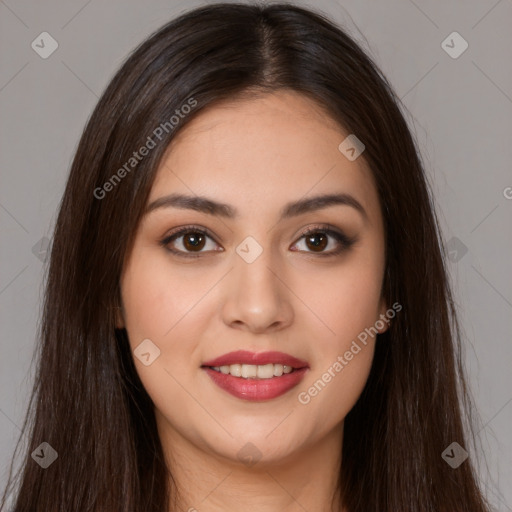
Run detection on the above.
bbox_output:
[0,0,511,509]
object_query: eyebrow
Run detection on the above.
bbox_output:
[144,192,368,222]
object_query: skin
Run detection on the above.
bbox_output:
[118,90,389,512]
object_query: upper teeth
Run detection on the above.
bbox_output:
[210,363,294,379]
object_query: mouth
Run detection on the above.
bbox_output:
[201,349,309,377]
[201,350,309,401]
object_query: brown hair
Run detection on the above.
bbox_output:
[1,2,492,510]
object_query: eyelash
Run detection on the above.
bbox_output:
[159,224,357,259]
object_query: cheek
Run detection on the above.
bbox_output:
[292,251,383,414]
[292,256,384,347]
[298,341,375,435]
[119,252,206,413]
[121,250,205,342]
[120,249,220,393]
[121,268,171,341]
[295,266,380,426]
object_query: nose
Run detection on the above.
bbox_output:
[221,247,294,334]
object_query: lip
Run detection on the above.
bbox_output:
[201,350,310,402]
[203,367,309,401]
[201,350,309,369]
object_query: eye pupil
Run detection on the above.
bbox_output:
[306,233,328,252]
[183,232,206,251]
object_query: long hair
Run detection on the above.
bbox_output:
[1,2,492,510]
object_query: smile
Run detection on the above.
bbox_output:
[201,350,309,401]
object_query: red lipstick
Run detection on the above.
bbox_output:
[201,350,309,402]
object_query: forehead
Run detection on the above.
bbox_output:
[149,90,380,222]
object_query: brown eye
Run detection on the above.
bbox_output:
[161,226,221,258]
[182,232,207,251]
[304,232,328,252]
[291,226,357,256]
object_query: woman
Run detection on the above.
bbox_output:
[1,2,493,511]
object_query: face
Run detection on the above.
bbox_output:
[118,90,389,467]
